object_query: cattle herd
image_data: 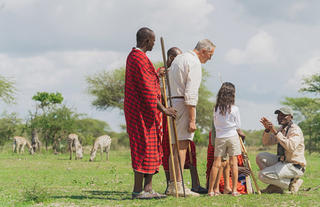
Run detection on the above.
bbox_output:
[12,133,112,161]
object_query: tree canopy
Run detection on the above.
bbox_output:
[32,92,64,110]
[299,73,320,95]
[87,68,125,111]
[0,75,16,103]
[0,112,22,146]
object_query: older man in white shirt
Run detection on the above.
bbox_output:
[166,39,216,196]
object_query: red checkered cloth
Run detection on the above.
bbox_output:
[184,141,197,169]
[206,131,215,181]
[206,131,247,194]
[161,114,170,172]
[161,115,197,172]
[124,48,162,174]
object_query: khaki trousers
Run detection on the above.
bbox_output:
[256,152,304,189]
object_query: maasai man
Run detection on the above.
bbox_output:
[159,47,207,194]
[124,27,176,199]
[166,39,215,196]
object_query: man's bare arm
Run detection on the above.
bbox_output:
[187,105,196,133]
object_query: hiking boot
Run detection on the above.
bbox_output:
[148,190,167,199]
[166,181,200,197]
[261,184,283,194]
[289,179,303,194]
[132,190,167,199]
[183,184,200,197]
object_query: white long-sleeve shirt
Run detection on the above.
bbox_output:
[214,105,241,138]
[168,50,202,106]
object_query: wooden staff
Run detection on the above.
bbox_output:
[240,145,253,194]
[239,136,261,195]
[160,37,186,197]
[159,63,178,198]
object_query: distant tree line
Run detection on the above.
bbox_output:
[282,73,320,153]
[0,90,126,151]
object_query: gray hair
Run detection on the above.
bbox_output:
[194,39,216,51]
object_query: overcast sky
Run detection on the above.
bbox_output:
[1,0,319,131]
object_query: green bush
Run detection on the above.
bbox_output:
[23,183,49,203]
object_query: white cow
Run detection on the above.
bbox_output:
[89,135,112,162]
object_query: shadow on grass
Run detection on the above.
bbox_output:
[56,158,72,160]
[52,190,131,201]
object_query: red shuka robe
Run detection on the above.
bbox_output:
[124,48,162,174]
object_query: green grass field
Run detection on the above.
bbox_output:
[0,146,319,207]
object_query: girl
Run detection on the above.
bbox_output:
[208,82,245,196]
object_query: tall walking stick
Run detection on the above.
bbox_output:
[160,37,186,197]
[159,53,178,198]
[239,136,261,195]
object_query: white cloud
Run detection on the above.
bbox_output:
[287,2,308,19]
[225,31,278,65]
[0,0,214,53]
[287,55,320,90]
[237,99,280,130]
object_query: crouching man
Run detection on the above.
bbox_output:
[257,107,306,194]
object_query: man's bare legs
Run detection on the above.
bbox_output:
[133,171,153,193]
[189,165,200,189]
[169,140,189,182]
[165,152,206,194]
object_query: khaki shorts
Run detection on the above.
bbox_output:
[169,99,195,143]
[214,135,241,157]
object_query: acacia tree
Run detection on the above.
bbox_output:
[29,92,65,150]
[0,75,16,103]
[87,68,125,111]
[32,92,64,114]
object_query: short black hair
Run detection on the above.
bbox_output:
[136,27,154,46]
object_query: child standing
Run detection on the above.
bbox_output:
[208,82,245,196]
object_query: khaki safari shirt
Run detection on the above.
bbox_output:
[262,123,306,167]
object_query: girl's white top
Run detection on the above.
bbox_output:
[214,105,241,138]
